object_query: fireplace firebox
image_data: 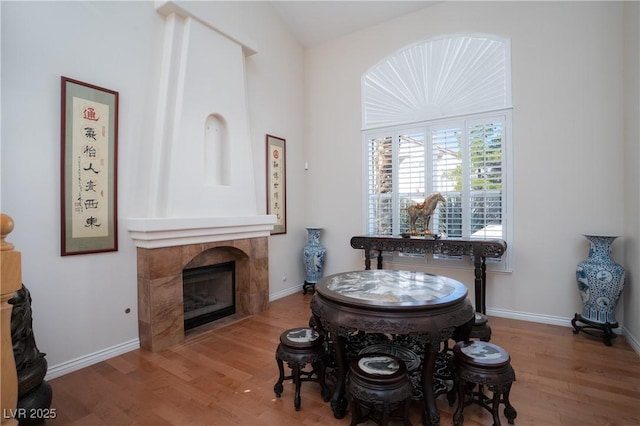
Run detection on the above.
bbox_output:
[183,261,236,331]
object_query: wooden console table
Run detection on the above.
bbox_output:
[350,235,507,315]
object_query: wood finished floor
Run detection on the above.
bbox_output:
[47,292,640,425]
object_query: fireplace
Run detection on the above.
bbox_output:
[132,236,271,352]
[127,3,276,352]
[183,261,236,330]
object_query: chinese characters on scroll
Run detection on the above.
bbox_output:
[266,135,286,234]
[61,77,118,255]
[72,99,109,238]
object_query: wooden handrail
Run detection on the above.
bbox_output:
[1,213,21,426]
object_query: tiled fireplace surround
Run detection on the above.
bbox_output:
[137,237,269,352]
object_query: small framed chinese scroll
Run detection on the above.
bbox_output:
[266,134,287,235]
[60,77,119,255]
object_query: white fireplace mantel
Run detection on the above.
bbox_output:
[128,215,276,248]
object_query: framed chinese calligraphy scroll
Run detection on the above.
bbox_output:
[60,77,119,255]
[266,134,287,235]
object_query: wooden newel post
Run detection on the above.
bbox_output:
[1,213,21,426]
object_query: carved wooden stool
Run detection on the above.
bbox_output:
[347,353,413,426]
[469,312,492,341]
[274,327,330,410]
[453,341,517,426]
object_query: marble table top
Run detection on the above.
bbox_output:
[317,269,468,308]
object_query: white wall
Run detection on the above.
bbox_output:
[623,1,640,348]
[1,1,308,374]
[304,1,639,349]
[2,1,161,371]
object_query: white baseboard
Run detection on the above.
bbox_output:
[487,307,577,328]
[624,329,640,354]
[45,338,140,381]
[488,307,640,355]
[269,284,304,301]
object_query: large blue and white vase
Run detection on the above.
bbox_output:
[575,235,625,324]
[303,227,327,284]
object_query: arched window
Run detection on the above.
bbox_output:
[362,34,512,270]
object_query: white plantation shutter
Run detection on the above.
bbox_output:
[366,134,394,235]
[362,35,511,129]
[467,118,505,240]
[398,131,426,235]
[365,114,506,238]
[431,125,463,238]
[362,34,511,270]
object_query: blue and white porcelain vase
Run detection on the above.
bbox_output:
[575,235,625,324]
[303,227,327,284]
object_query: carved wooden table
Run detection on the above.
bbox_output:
[350,235,507,314]
[311,270,475,426]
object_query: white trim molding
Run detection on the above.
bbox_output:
[45,339,140,381]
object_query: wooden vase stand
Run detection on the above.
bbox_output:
[571,313,618,346]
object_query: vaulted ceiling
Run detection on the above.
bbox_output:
[270,1,438,47]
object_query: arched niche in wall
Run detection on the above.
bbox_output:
[204,113,229,186]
